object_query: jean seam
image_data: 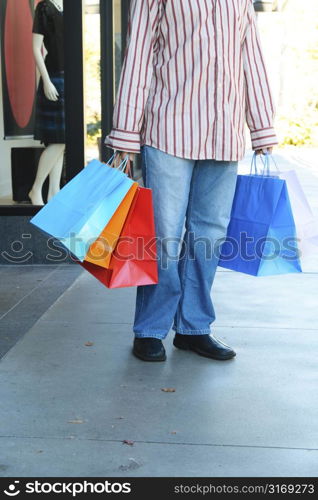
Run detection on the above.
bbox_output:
[134,330,167,339]
[137,286,145,324]
[174,161,198,332]
[142,145,148,187]
[134,334,166,339]
[133,147,147,329]
[134,329,167,334]
[172,326,211,334]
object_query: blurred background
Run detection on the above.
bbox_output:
[83,0,318,162]
[0,0,317,207]
[257,0,318,148]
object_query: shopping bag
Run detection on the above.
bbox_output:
[218,154,302,276]
[78,186,158,288]
[84,181,139,268]
[261,155,318,258]
[30,154,135,261]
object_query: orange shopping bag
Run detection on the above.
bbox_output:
[84,182,138,268]
[79,186,158,288]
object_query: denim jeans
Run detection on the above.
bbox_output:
[133,145,238,339]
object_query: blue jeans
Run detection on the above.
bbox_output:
[133,145,238,339]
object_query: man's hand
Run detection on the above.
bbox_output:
[114,150,136,166]
[255,147,273,156]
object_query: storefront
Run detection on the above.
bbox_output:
[0,1,281,264]
[0,0,129,263]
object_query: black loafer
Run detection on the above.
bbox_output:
[173,333,236,360]
[133,338,166,362]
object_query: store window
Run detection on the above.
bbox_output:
[0,0,67,207]
[0,0,129,212]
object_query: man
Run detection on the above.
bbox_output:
[105,0,278,362]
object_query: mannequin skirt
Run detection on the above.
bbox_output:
[34,71,65,147]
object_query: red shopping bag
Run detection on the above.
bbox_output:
[78,187,158,288]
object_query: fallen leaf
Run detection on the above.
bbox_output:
[84,341,94,346]
[161,388,176,393]
[68,419,85,424]
[123,440,134,446]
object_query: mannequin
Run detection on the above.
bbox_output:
[29,0,65,205]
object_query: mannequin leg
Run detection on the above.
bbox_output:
[47,145,65,201]
[28,144,65,205]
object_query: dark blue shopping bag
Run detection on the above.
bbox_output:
[218,154,302,276]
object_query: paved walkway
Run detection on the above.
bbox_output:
[0,149,317,477]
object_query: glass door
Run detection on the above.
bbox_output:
[0,0,131,212]
[83,0,130,165]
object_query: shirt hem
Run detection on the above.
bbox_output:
[140,139,244,162]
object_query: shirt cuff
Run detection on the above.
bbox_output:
[104,128,141,153]
[250,127,279,150]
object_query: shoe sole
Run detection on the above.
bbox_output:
[132,348,167,362]
[173,341,236,361]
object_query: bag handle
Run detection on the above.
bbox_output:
[250,152,262,175]
[123,157,133,178]
[104,152,116,167]
[260,152,279,176]
[250,151,279,177]
[103,151,133,178]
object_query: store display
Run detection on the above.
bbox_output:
[29,0,65,206]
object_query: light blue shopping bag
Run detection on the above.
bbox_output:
[30,154,134,261]
[218,153,302,276]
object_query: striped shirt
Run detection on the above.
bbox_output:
[105,0,279,161]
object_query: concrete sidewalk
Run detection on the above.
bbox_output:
[0,149,318,477]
